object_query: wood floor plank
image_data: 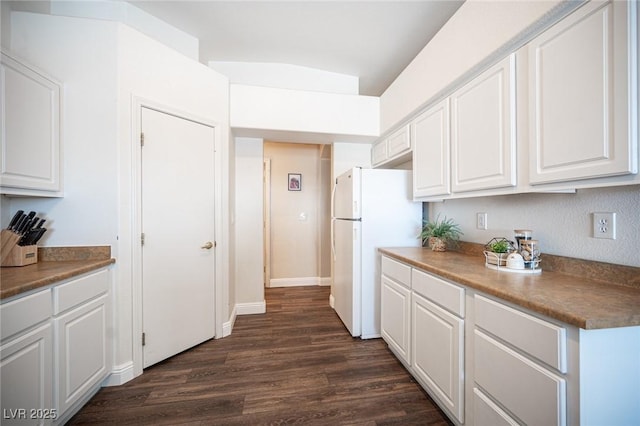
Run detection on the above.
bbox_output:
[68,286,452,425]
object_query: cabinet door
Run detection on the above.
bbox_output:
[380,275,411,365]
[54,294,110,416]
[528,0,637,184]
[451,54,517,192]
[0,52,62,195]
[371,139,388,166]
[1,323,53,426]
[412,98,451,198]
[387,124,411,159]
[411,292,464,423]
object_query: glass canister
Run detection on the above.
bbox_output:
[514,229,532,251]
[519,239,540,269]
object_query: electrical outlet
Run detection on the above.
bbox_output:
[593,212,616,239]
[476,212,487,230]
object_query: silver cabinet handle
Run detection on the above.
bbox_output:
[201,241,214,249]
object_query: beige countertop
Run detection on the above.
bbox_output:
[1,246,115,300]
[379,247,640,330]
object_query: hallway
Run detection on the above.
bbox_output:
[68,286,451,425]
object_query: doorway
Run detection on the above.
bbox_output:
[262,142,331,287]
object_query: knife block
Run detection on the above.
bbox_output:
[0,229,37,267]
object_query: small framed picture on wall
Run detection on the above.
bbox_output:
[288,173,301,191]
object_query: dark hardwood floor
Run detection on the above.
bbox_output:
[68,286,451,425]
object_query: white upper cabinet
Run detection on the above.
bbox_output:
[528,0,637,184]
[1,51,63,197]
[372,124,412,168]
[387,124,411,159]
[412,98,451,198]
[451,54,517,192]
[371,138,388,167]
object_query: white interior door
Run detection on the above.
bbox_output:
[141,107,215,369]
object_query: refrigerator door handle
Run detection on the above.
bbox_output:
[331,179,337,218]
[331,218,336,261]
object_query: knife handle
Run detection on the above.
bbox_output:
[8,210,24,230]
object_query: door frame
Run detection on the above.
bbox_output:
[130,97,224,377]
[263,158,272,287]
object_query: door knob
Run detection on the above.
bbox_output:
[201,241,214,249]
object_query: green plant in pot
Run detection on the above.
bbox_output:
[483,238,516,266]
[489,240,511,254]
[419,215,463,252]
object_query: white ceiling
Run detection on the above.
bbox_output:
[127,1,464,96]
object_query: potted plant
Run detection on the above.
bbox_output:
[419,215,463,252]
[483,238,516,266]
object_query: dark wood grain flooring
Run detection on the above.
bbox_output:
[68,286,452,425]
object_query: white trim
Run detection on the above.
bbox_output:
[222,305,237,337]
[269,276,326,287]
[329,293,335,309]
[236,301,266,315]
[102,362,135,386]
[319,277,331,286]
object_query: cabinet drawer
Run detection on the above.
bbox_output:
[1,289,51,341]
[412,269,464,317]
[475,295,566,372]
[53,269,109,315]
[381,256,411,288]
[475,330,566,426]
[473,387,518,426]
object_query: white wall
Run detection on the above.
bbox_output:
[331,142,372,180]
[380,0,562,134]
[234,138,265,304]
[209,61,359,95]
[231,84,379,139]
[430,185,640,267]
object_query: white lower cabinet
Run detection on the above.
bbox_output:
[54,294,110,416]
[0,268,112,425]
[1,289,53,426]
[380,276,411,366]
[1,323,53,426]
[412,291,464,423]
[380,256,465,424]
[52,269,111,423]
[380,255,640,425]
[474,294,567,426]
[474,330,566,426]
[380,256,412,366]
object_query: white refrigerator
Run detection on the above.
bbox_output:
[331,167,421,339]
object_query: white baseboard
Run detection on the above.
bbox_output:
[329,293,335,309]
[270,276,330,287]
[103,361,135,386]
[222,305,237,337]
[236,301,266,315]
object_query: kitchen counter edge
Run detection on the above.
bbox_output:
[1,253,115,300]
[379,247,640,330]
